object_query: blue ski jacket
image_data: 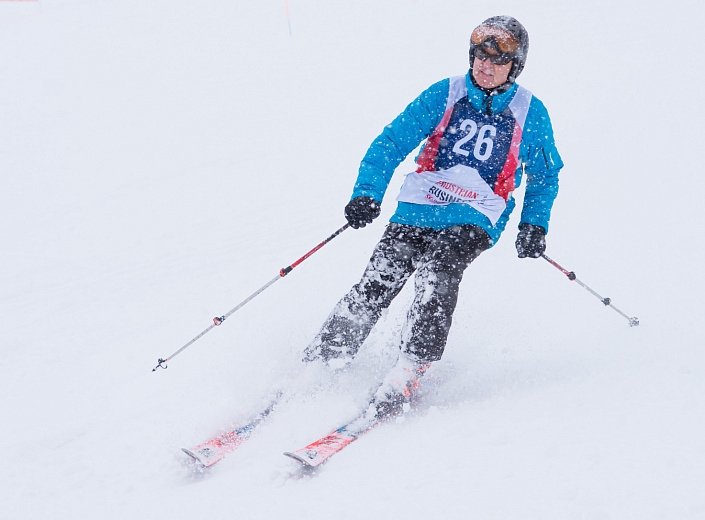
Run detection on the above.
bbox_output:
[352,71,563,245]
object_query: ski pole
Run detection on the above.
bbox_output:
[152,223,350,371]
[541,253,639,327]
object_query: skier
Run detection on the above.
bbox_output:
[304,16,563,417]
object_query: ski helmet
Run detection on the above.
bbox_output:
[469,16,529,85]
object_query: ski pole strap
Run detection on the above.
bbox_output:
[540,254,639,327]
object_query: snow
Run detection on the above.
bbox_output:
[1,0,704,518]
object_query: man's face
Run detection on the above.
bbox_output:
[472,49,513,89]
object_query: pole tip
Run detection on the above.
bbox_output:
[629,317,640,327]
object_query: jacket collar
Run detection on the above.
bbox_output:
[464,71,518,115]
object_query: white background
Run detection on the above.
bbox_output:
[1,1,704,518]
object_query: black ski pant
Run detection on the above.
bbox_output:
[305,222,492,364]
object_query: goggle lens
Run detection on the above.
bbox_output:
[474,48,513,66]
[471,25,519,54]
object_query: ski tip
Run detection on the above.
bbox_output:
[181,448,206,466]
[283,451,316,468]
[181,447,223,468]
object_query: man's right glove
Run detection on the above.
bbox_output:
[344,196,381,229]
[515,222,546,258]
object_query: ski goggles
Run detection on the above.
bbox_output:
[471,24,520,54]
[474,47,514,66]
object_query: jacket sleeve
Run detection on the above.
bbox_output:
[351,79,450,202]
[518,97,563,233]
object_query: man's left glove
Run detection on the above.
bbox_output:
[344,196,381,229]
[515,223,546,258]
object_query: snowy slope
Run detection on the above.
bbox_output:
[1,0,704,519]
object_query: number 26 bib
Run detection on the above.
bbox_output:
[397,76,532,225]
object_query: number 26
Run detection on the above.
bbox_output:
[452,120,496,161]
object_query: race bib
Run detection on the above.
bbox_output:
[397,76,532,226]
[397,165,507,225]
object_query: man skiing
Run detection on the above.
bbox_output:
[304,16,563,418]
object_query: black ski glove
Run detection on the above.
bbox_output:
[344,196,381,229]
[515,223,546,258]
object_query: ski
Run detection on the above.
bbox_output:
[283,408,383,467]
[182,393,281,467]
[284,373,438,467]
